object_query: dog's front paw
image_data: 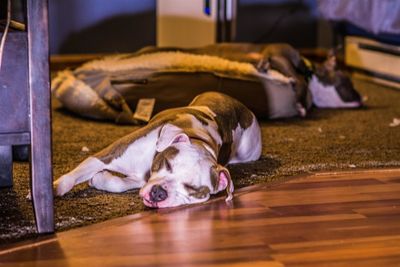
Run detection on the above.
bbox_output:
[88,172,102,188]
[53,175,75,196]
[295,102,307,117]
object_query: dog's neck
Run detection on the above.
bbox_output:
[188,136,218,162]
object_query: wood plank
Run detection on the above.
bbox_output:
[286,169,400,184]
[270,234,400,250]
[287,256,400,267]
[272,244,400,264]
[239,183,400,206]
[354,206,400,217]
[275,178,384,190]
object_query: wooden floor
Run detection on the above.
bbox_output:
[1,169,400,266]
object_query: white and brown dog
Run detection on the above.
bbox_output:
[54,92,262,208]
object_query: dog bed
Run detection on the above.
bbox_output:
[51,44,316,124]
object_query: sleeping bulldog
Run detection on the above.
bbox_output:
[53,92,262,208]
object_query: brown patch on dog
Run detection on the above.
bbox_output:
[184,130,219,158]
[190,92,254,165]
[217,143,232,167]
[152,107,213,126]
[151,146,179,173]
[183,183,211,199]
[103,169,127,178]
[210,166,219,191]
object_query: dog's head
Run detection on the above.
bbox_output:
[309,52,363,108]
[139,124,233,208]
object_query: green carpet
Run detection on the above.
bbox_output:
[1,78,400,245]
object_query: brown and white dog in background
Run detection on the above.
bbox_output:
[138,43,363,113]
[53,92,262,208]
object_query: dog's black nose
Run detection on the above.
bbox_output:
[149,185,168,202]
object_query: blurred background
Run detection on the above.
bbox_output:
[48,0,330,54]
[1,0,398,86]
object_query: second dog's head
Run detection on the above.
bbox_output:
[309,52,363,109]
[139,124,233,208]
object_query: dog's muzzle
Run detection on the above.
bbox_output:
[149,184,168,202]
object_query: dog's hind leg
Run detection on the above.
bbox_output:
[54,156,106,196]
[229,116,262,164]
[88,170,145,193]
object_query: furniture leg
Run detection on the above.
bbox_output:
[27,0,54,234]
[0,145,12,187]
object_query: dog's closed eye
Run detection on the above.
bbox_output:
[165,159,172,172]
[183,183,210,199]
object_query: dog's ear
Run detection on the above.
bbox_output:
[212,165,234,202]
[156,124,190,152]
[323,48,337,72]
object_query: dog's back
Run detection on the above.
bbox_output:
[189,92,255,131]
[189,92,259,164]
[151,92,255,135]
